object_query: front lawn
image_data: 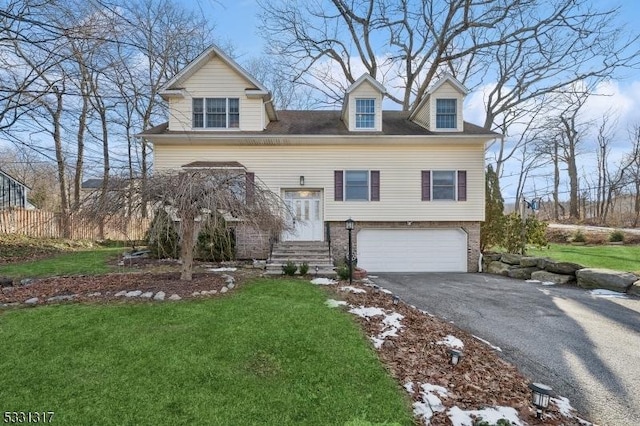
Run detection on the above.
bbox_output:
[0,247,124,279]
[0,279,413,425]
[528,243,640,274]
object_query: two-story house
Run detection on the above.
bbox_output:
[140,45,499,272]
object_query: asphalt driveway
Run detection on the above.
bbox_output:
[372,273,640,426]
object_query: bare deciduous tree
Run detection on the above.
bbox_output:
[258,0,638,119]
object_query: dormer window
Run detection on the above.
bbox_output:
[193,97,240,129]
[436,99,457,129]
[355,98,375,129]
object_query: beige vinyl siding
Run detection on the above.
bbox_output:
[348,81,383,131]
[430,81,464,131]
[154,143,485,221]
[168,56,264,132]
[412,96,431,129]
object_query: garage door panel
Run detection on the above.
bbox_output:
[357,229,467,272]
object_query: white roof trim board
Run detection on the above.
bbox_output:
[345,73,387,94]
[427,73,469,95]
[160,44,270,94]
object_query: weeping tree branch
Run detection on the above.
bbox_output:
[78,170,289,280]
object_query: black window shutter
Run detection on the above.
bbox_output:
[246,172,255,204]
[421,170,431,201]
[370,170,380,201]
[334,170,343,201]
[457,170,467,201]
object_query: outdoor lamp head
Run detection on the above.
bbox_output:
[529,383,552,409]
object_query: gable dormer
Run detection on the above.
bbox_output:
[341,74,386,132]
[410,73,468,132]
[159,44,277,132]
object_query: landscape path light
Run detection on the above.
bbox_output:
[447,348,463,366]
[529,382,552,419]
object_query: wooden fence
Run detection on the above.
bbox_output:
[0,208,152,241]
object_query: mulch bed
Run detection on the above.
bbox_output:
[328,281,586,425]
[0,271,257,305]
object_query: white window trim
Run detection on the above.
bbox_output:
[192,97,241,130]
[435,98,457,130]
[431,170,457,201]
[354,98,376,130]
[344,170,370,201]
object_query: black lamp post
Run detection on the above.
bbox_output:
[345,218,355,285]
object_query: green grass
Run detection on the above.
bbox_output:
[528,244,640,274]
[0,279,413,426]
[0,247,124,278]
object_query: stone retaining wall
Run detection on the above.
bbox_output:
[483,253,640,296]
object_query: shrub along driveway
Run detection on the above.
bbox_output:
[372,272,640,426]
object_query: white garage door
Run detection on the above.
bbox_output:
[357,229,467,272]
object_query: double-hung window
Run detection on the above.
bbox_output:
[421,170,467,201]
[436,99,457,129]
[193,98,240,128]
[355,98,375,129]
[432,171,456,200]
[345,171,369,200]
[334,170,380,201]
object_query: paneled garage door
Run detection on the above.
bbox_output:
[357,229,467,272]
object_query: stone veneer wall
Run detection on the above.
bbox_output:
[327,221,481,272]
[233,223,270,260]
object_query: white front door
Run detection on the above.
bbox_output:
[282,190,323,241]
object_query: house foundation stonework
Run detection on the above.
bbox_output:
[328,221,481,273]
[233,223,270,260]
[139,44,499,273]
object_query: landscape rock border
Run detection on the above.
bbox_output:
[483,252,639,295]
[0,271,239,309]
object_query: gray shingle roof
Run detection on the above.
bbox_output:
[139,111,499,137]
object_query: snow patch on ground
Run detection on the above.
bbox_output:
[310,278,336,285]
[381,288,393,294]
[412,383,449,423]
[589,289,628,298]
[577,417,594,425]
[472,335,502,352]
[436,335,464,349]
[207,267,237,272]
[527,279,556,286]
[325,299,348,308]
[339,286,367,294]
[447,406,524,426]
[349,305,404,349]
[551,396,575,417]
[349,306,386,318]
[404,381,414,394]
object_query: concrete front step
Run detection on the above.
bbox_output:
[267,240,335,277]
[268,262,334,268]
[270,255,333,262]
[264,268,337,277]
